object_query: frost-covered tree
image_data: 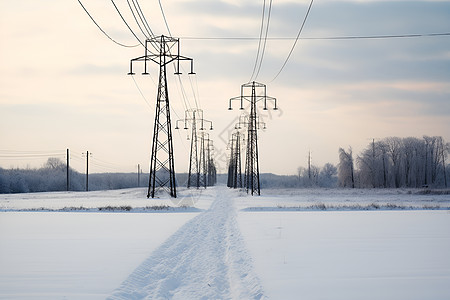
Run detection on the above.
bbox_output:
[319,163,338,187]
[357,140,384,188]
[338,147,354,188]
[352,136,448,188]
[384,137,403,188]
[44,157,66,170]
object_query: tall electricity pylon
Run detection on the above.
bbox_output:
[128,36,194,198]
[229,81,277,195]
[198,133,217,187]
[198,132,208,188]
[175,109,212,189]
[227,135,235,188]
[235,114,265,192]
[207,140,217,186]
[228,130,243,189]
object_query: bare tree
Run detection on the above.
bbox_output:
[338,147,355,188]
[319,163,337,187]
[44,157,65,170]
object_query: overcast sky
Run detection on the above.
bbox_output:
[1,0,449,175]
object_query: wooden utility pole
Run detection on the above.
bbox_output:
[85,151,90,191]
[308,150,311,184]
[66,148,70,191]
[137,164,140,187]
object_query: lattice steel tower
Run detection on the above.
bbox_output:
[175,109,212,189]
[207,140,217,186]
[229,81,277,195]
[228,130,243,189]
[128,36,194,198]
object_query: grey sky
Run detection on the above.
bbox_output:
[1,0,449,175]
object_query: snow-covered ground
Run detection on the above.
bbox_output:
[0,186,449,299]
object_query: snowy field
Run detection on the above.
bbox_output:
[0,186,449,299]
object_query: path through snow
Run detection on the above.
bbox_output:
[108,186,264,300]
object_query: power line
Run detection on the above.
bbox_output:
[158,0,172,36]
[130,0,160,52]
[155,0,200,114]
[110,0,145,47]
[177,64,199,109]
[0,150,64,154]
[134,0,155,37]
[271,0,314,82]
[131,0,154,38]
[0,154,65,159]
[175,74,193,111]
[130,75,153,110]
[188,74,199,109]
[254,0,273,81]
[77,0,140,48]
[129,60,190,155]
[180,32,450,41]
[250,0,267,82]
[126,0,151,39]
[193,75,201,109]
[0,149,66,158]
[305,32,450,40]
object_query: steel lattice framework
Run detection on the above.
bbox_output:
[128,35,194,198]
[207,140,217,186]
[227,135,235,188]
[175,109,213,189]
[187,111,199,188]
[198,132,208,188]
[229,81,277,195]
[229,131,243,189]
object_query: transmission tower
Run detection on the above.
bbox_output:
[227,135,235,188]
[198,133,217,187]
[229,81,277,195]
[198,132,208,188]
[128,36,194,198]
[227,130,244,189]
[234,114,265,191]
[175,109,212,189]
[207,140,217,186]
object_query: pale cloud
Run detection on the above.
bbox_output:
[1,0,449,174]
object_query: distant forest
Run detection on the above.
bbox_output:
[338,136,448,188]
[0,158,194,194]
[1,136,448,193]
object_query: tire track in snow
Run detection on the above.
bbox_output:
[108,186,265,300]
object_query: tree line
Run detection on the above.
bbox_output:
[2,135,448,193]
[0,158,147,193]
[0,158,200,194]
[338,136,449,188]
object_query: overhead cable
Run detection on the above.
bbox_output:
[158,0,172,36]
[249,0,267,82]
[126,0,159,53]
[130,75,153,110]
[254,0,273,81]
[77,0,140,48]
[134,0,156,37]
[110,0,145,47]
[180,32,450,41]
[126,0,150,39]
[271,0,314,82]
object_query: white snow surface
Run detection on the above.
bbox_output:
[1,186,449,299]
[108,188,264,300]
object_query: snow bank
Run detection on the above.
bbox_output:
[0,187,211,212]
